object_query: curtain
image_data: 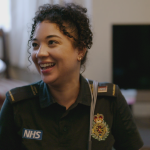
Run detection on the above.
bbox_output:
[9,0,92,72]
[0,0,11,32]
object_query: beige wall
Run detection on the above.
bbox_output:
[83,0,150,82]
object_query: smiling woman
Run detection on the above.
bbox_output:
[31,21,82,87]
[0,3,143,150]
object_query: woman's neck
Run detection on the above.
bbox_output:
[47,76,80,110]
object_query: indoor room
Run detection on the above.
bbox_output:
[0,0,150,149]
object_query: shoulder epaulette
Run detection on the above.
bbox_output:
[97,82,117,97]
[6,81,40,104]
[88,80,117,97]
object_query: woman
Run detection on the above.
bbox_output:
[0,3,143,150]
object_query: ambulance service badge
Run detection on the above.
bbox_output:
[91,113,109,141]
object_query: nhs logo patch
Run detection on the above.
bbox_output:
[22,128,43,140]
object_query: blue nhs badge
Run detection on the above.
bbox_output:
[22,128,43,140]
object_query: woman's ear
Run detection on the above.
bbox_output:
[77,48,87,61]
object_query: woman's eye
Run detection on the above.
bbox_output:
[32,43,38,48]
[48,40,57,45]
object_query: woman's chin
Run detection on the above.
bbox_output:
[41,75,56,85]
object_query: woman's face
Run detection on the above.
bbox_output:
[31,21,81,85]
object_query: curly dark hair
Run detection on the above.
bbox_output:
[28,3,93,69]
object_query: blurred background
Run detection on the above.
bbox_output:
[0,0,150,149]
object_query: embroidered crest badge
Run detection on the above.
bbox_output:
[91,113,109,141]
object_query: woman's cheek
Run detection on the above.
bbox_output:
[31,51,37,64]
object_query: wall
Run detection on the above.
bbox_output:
[83,0,150,82]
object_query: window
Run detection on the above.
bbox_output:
[0,0,11,32]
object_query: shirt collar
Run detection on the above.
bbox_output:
[39,81,54,108]
[38,75,92,108]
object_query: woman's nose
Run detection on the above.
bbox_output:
[36,45,49,58]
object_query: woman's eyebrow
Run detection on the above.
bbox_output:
[46,35,62,39]
[32,38,37,41]
[32,35,62,41]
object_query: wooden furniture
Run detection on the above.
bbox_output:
[0,29,10,78]
[0,29,29,108]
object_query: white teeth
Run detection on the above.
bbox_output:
[40,63,55,68]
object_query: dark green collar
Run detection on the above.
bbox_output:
[38,75,91,108]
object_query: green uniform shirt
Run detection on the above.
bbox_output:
[0,75,143,150]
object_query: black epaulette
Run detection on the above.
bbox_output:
[97,82,117,97]
[6,82,39,104]
[88,80,117,97]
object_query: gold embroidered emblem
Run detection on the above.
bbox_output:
[91,113,109,141]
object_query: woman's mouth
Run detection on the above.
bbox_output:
[40,62,56,71]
